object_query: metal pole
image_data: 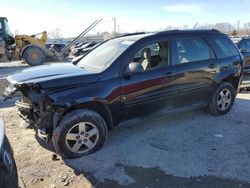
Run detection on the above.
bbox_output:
[59,19,102,55]
[113,17,116,37]
[237,20,240,33]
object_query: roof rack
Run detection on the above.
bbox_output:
[155,30,179,35]
[120,32,146,37]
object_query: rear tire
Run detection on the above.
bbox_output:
[207,82,236,116]
[52,109,108,159]
[22,46,45,66]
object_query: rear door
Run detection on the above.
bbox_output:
[171,34,218,106]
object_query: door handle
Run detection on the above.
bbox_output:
[165,72,173,76]
[208,64,216,69]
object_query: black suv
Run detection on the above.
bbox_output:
[236,37,250,88]
[4,30,243,159]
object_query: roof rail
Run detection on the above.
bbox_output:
[156,30,179,35]
[156,29,221,35]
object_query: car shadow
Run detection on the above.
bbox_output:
[35,96,250,187]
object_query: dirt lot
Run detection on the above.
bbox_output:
[1,62,250,188]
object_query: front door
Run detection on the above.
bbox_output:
[120,39,185,120]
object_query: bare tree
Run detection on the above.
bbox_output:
[49,27,62,40]
[213,23,235,34]
[243,23,250,34]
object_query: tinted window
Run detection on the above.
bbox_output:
[209,35,239,58]
[239,39,250,52]
[176,36,215,63]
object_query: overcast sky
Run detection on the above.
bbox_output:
[1,0,250,37]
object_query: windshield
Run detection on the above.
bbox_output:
[4,20,12,35]
[77,38,135,72]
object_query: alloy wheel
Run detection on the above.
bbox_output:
[217,88,232,111]
[65,122,99,154]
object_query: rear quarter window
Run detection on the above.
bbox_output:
[209,34,239,59]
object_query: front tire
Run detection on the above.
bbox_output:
[207,82,236,116]
[52,109,108,159]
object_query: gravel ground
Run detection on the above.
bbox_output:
[1,94,250,188]
[1,62,250,188]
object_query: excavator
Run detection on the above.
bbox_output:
[0,17,15,61]
[0,17,102,66]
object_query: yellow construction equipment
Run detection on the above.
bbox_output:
[1,18,102,66]
[14,31,53,65]
[15,31,48,49]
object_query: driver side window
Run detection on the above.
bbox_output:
[131,41,170,72]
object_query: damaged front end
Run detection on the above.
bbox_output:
[4,82,55,142]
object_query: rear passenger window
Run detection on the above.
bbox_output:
[176,37,215,64]
[209,35,239,58]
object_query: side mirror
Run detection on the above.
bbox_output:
[126,62,144,74]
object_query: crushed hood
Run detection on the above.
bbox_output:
[7,63,100,89]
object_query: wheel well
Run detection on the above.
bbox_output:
[222,77,239,91]
[63,102,114,130]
